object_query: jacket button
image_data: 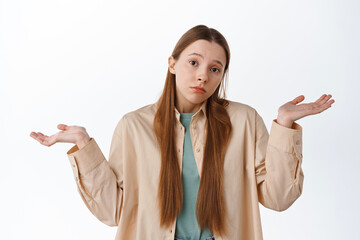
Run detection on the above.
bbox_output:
[178,149,180,152]
[193,125,197,129]
[296,140,300,145]
[196,148,200,152]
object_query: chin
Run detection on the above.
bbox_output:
[187,96,208,105]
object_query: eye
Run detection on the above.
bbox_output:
[189,60,197,66]
[211,67,220,73]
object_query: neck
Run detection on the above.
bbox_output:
[175,101,202,113]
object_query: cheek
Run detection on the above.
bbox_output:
[175,72,192,86]
[208,79,222,93]
[175,76,188,91]
[211,76,222,87]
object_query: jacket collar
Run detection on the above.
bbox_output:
[174,100,207,121]
[153,99,208,121]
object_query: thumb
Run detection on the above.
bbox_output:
[290,95,305,104]
[57,124,68,130]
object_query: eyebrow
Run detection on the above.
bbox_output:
[188,52,224,68]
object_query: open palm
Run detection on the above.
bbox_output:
[278,94,335,124]
[30,124,90,148]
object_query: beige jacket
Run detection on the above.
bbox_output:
[67,100,304,240]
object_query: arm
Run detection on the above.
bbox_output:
[67,118,127,226]
[255,111,304,211]
[255,93,334,211]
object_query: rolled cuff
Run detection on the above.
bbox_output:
[67,138,105,175]
[268,119,302,156]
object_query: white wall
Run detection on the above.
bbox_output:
[1,0,359,239]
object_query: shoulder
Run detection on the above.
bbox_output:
[226,100,259,121]
[123,103,157,122]
[114,103,157,133]
[225,100,266,136]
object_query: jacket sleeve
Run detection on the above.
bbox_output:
[67,117,127,226]
[255,111,304,211]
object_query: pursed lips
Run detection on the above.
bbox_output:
[191,86,206,93]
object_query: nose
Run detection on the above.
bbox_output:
[197,67,208,83]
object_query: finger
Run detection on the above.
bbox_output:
[30,131,48,138]
[322,98,335,108]
[57,124,69,130]
[36,133,46,142]
[30,132,46,143]
[315,94,327,104]
[30,132,42,139]
[36,133,57,146]
[290,95,305,104]
[43,136,57,146]
[316,103,332,114]
[318,94,332,106]
[29,132,55,146]
[37,132,48,137]
[312,98,335,114]
[30,132,40,140]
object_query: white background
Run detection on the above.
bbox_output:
[1,0,359,239]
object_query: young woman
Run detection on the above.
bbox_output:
[30,25,335,240]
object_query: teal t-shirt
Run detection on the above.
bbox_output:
[175,112,212,240]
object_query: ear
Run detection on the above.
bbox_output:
[168,56,176,74]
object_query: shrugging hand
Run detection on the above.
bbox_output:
[276,94,335,128]
[30,124,91,149]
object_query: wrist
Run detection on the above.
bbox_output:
[276,118,293,129]
[76,135,90,149]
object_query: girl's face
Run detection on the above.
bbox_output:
[168,39,227,113]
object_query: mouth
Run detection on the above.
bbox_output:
[191,86,206,94]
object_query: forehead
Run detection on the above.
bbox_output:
[180,39,226,64]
